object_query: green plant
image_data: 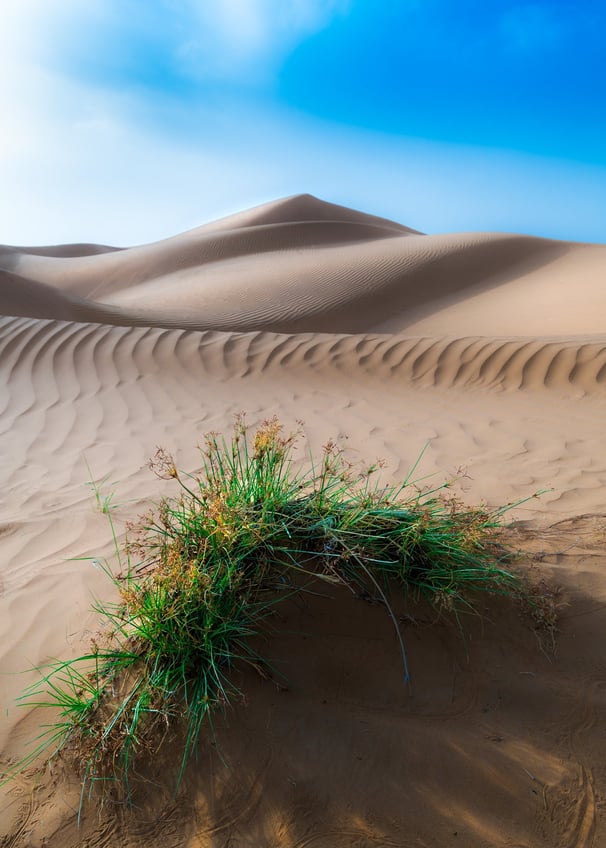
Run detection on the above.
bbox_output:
[2,416,539,809]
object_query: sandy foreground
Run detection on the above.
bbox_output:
[1,194,606,847]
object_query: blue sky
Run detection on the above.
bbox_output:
[1,1,605,244]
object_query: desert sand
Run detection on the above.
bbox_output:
[1,194,606,847]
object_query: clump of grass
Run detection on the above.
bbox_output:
[3,415,537,806]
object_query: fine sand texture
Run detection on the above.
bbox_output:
[1,195,606,846]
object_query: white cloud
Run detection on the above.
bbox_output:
[175,0,350,81]
[0,0,350,96]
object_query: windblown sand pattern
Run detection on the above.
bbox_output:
[1,195,606,846]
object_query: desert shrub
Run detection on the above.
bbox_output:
[3,416,536,806]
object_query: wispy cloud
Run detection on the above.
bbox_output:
[177,1,350,81]
[6,1,351,91]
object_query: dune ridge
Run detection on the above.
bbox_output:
[2,316,606,396]
[0,318,606,396]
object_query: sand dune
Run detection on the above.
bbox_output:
[0,268,125,324]
[0,243,121,258]
[2,196,606,847]
[2,193,604,335]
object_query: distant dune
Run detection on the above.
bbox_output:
[1,193,604,336]
[2,195,606,847]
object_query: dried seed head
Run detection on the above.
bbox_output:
[149,447,179,480]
